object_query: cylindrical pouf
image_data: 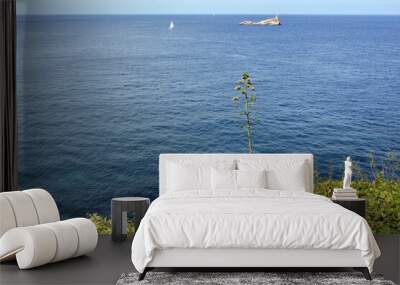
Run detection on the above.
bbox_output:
[24,189,60,224]
[42,221,79,262]
[0,191,39,227]
[0,226,57,269]
[0,196,17,237]
[0,188,60,238]
[65,218,98,257]
[0,218,97,269]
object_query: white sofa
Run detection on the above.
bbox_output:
[0,189,98,269]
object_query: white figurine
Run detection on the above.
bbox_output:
[343,156,352,189]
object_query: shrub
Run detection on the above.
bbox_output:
[315,178,400,234]
[87,213,135,236]
[315,153,400,234]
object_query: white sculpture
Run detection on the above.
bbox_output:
[343,156,352,189]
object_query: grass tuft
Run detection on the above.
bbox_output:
[87,213,135,236]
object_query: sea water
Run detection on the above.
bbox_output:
[17,15,400,217]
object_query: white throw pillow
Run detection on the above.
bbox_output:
[211,169,267,191]
[238,160,307,191]
[236,169,267,189]
[167,163,210,191]
[211,168,236,190]
[166,160,235,192]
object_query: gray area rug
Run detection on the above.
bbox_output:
[117,272,396,285]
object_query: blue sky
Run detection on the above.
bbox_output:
[17,0,400,15]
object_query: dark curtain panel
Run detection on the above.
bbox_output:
[0,0,17,192]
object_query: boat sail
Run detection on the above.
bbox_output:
[169,21,175,30]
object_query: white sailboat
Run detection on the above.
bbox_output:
[169,21,175,30]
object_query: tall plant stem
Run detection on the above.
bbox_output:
[233,73,256,154]
[245,94,253,153]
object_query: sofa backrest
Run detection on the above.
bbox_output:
[159,153,314,196]
[0,189,60,237]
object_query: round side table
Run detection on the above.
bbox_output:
[111,197,150,242]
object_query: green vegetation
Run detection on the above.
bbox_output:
[87,213,135,236]
[315,178,400,234]
[233,73,257,153]
[315,153,400,234]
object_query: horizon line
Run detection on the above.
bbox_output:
[17,13,400,16]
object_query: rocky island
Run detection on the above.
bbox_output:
[240,16,281,26]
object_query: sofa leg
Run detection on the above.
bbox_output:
[354,267,371,280]
[138,268,148,281]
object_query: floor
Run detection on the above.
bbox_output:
[0,236,135,285]
[1,235,398,285]
[374,235,400,284]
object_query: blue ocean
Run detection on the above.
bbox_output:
[16,15,400,218]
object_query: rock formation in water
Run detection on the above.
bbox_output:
[240,16,281,26]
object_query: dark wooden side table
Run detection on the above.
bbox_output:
[111,197,150,242]
[332,198,366,218]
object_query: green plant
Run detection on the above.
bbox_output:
[233,73,257,153]
[356,177,400,234]
[87,213,135,236]
[315,178,400,234]
[314,153,400,234]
